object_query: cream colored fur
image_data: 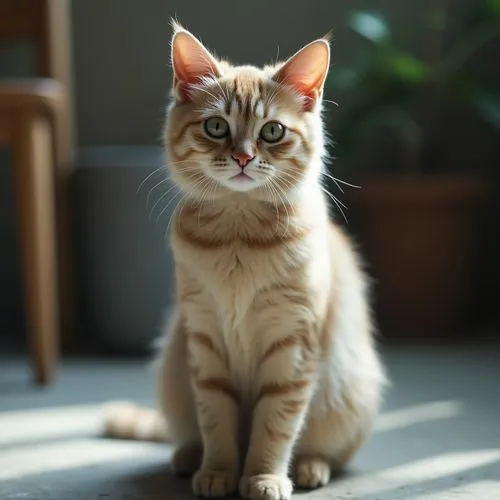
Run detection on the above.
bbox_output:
[104,23,387,500]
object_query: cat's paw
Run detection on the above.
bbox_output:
[171,442,203,477]
[293,456,330,489]
[239,474,293,500]
[192,467,238,497]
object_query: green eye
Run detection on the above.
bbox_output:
[204,117,230,139]
[260,121,285,143]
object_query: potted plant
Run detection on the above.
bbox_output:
[326,0,500,337]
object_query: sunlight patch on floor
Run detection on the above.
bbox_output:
[0,404,103,446]
[307,450,500,499]
[0,399,464,449]
[411,480,500,499]
[1,401,497,498]
[374,401,464,432]
[0,439,169,481]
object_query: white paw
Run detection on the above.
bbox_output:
[293,456,330,489]
[192,467,238,497]
[239,474,293,500]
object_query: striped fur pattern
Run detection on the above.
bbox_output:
[109,23,387,500]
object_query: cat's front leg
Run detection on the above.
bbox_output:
[240,329,319,500]
[187,330,240,498]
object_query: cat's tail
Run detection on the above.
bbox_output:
[101,401,169,442]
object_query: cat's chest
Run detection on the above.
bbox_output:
[173,216,310,328]
[185,243,279,320]
[177,243,269,392]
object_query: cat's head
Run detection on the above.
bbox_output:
[164,22,330,201]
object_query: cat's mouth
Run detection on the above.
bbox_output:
[230,172,253,182]
[224,171,260,192]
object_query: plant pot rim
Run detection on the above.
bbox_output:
[345,173,489,203]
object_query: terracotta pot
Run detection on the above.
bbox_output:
[345,175,489,337]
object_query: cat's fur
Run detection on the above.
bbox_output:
[104,23,387,500]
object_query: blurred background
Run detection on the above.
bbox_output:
[1,0,499,361]
[1,2,500,499]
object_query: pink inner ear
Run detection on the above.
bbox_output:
[274,40,330,111]
[172,31,220,100]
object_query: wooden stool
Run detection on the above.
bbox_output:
[0,79,64,384]
[1,0,77,384]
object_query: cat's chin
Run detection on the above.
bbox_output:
[220,176,261,193]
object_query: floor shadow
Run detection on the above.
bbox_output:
[119,464,194,500]
[0,378,33,396]
[0,453,195,500]
[120,465,359,500]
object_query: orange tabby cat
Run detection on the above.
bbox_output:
[104,23,387,500]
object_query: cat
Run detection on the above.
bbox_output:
[103,22,387,500]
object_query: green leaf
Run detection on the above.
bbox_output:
[487,0,500,15]
[388,52,427,83]
[474,91,500,129]
[348,11,390,44]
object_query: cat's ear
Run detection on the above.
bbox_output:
[273,37,330,111]
[171,22,221,102]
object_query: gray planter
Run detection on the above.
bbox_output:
[76,147,178,354]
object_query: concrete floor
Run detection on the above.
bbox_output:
[1,342,500,499]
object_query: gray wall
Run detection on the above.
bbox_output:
[71,0,435,146]
[75,147,177,352]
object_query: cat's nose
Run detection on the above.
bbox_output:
[231,152,255,168]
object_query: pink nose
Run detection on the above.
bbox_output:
[231,152,255,168]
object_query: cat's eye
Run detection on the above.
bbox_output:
[204,117,230,139]
[260,121,285,143]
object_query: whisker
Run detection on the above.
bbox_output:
[209,179,219,207]
[330,176,361,189]
[156,188,184,225]
[271,185,282,233]
[269,177,291,237]
[211,74,230,105]
[195,181,214,226]
[167,193,189,240]
[203,58,230,104]
[277,169,349,222]
[146,177,169,207]
[321,185,348,210]
[275,183,293,237]
[276,173,297,190]
[322,98,339,107]
[193,178,214,209]
[265,81,284,109]
[167,159,200,167]
[190,85,218,102]
[279,170,303,186]
[137,165,165,194]
[321,171,344,193]
[274,177,296,199]
[149,182,179,219]
[137,158,197,196]
[265,179,281,233]
[301,95,339,107]
[320,185,348,223]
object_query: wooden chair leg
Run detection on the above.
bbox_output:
[53,135,77,347]
[12,110,59,385]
